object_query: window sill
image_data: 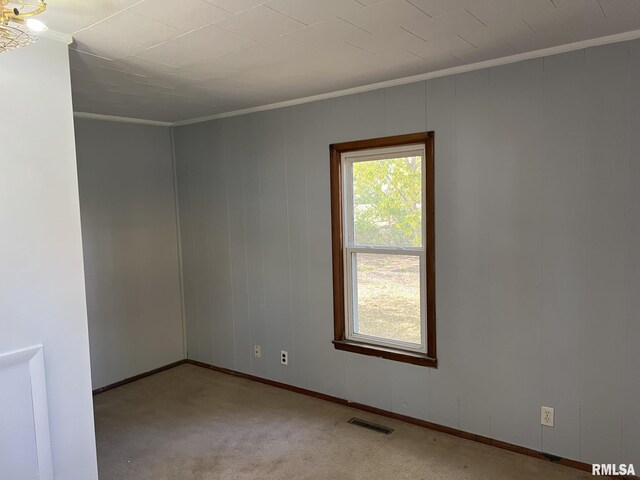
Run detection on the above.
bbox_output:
[332,340,438,368]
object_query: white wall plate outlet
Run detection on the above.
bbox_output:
[541,406,554,427]
[254,345,261,358]
[280,350,288,365]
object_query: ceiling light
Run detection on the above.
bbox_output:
[0,1,47,54]
[26,18,47,32]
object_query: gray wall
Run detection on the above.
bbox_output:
[174,40,640,466]
[0,39,98,478]
[75,119,184,389]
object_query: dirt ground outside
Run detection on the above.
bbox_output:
[354,253,421,345]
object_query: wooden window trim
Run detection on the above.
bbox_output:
[330,132,436,368]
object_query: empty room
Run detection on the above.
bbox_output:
[1,0,639,478]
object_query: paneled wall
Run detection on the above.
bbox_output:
[75,119,184,389]
[174,40,640,466]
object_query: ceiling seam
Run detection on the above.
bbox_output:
[71,0,147,35]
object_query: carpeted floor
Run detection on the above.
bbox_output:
[93,364,590,480]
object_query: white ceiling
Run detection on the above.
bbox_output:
[40,0,640,123]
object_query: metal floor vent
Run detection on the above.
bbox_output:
[348,417,394,435]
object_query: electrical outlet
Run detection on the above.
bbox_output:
[541,406,554,427]
[254,345,261,359]
[280,350,288,365]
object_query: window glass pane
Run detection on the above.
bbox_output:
[352,155,422,247]
[353,253,421,345]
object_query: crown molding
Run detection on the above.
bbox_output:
[39,29,72,45]
[73,111,172,127]
[172,28,640,127]
[73,28,640,128]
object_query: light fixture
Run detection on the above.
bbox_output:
[1,1,48,54]
[26,17,47,32]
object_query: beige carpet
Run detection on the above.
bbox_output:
[93,364,589,480]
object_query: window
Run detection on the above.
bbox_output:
[330,132,436,367]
